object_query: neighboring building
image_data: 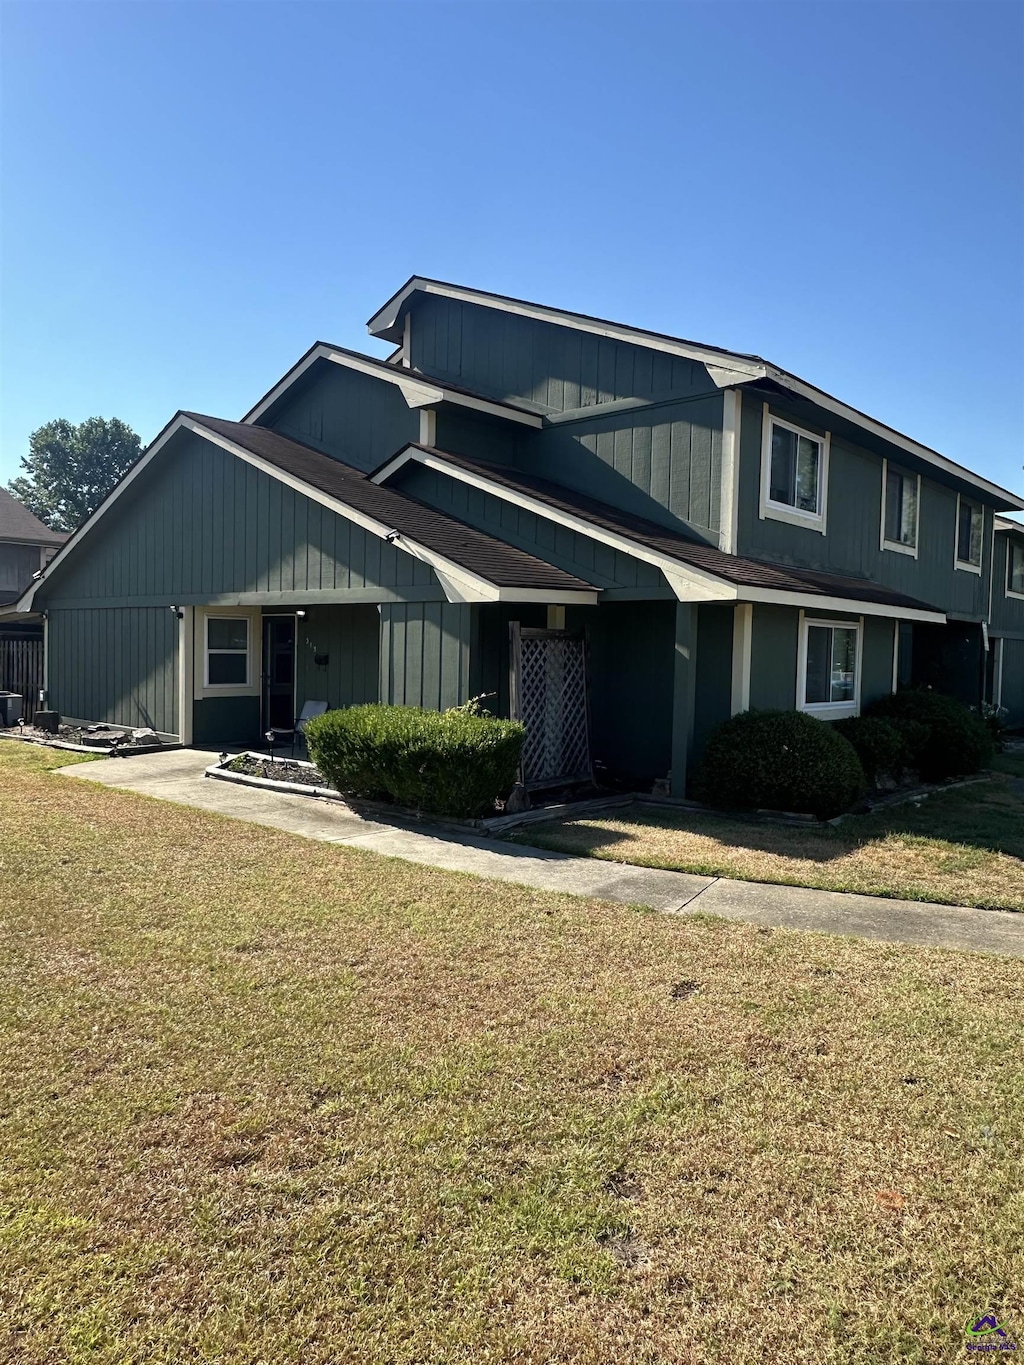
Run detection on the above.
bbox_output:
[0,489,66,707]
[990,516,1024,728]
[15,279,1024,787]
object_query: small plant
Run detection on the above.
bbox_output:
[865,689,993,780]
[693,709,867,819]
[303,703,525,819]
[977,701,1009,752]
[832,716,906,786]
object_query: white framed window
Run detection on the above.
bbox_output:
[880,460,920,556]
[955,494,984,573]
[204,615,250,687]
[759,405,829,534]
[796,613,862,719]
[1006,540,1024,600]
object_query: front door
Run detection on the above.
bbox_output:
[262,615,296,731]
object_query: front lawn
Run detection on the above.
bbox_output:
[1,743,1022,1363]
[511,772,1024,912]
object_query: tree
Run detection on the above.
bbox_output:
[8,417,143,533]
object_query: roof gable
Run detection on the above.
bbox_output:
[0,487,65,545]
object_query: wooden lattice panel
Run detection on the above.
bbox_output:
[512,628,591,787]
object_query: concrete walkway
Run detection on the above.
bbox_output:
[58,749,1024,958]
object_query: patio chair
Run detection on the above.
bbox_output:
[268,699,328,756]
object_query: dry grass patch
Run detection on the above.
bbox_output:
[1,744,1022,1363]
[512,775,1024,911]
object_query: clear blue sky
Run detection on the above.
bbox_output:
[2,1,1022,494]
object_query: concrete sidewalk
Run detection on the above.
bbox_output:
[59,749,1024,958]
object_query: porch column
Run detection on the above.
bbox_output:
[670,602,697,798]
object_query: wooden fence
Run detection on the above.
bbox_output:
[0,638,44,714]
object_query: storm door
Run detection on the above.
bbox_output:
[509,624,592,789]
[262,615,296,732]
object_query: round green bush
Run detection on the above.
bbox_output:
[864,689,993,781]
[693,709,867,819]
[831,716,906,785]
[303,703,525,819]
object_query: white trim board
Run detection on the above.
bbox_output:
[372,444,945,621]
[367,278,1024,511]
[243,343,542,428]
[16,415,598,614]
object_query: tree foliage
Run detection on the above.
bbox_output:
[8,417,142,532]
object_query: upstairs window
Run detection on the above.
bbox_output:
[205,616,249,687]
[760,408,829,533]
[1008,540,1024,598]
[956,495,984,572]
[798,616,861,719]
[882,462,920,555]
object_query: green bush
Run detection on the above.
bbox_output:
[693,709,867,819]
[864,689,993,781]
[303,703,525,819]
[831,716,906,785]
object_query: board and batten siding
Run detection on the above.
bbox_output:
[999,638,1024,728]
[293,605,381,713]
[379,603,472,710]
[735,392,991,619]
[391,463,663,594]
[37,431,442,608]
[262,359,420,473]
[48,606,179,736]
[747,604,895,715]
[991,532,1024,636]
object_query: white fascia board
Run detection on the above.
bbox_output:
[737,583,945,624]
[243,343,541,428]
[367,278,767,377]
[13,413,191,612]
[372,446,735,602]
[368,281,1024,510]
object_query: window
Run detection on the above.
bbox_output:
[205,616,249,686]
[798,616,861,718]
[956,495,983,571]
[1008,540,1024,599]
[760,407,829,532]
[881,462,919,554]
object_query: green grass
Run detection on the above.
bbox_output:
[2,743,1023,1363]
[511,771,1024,911]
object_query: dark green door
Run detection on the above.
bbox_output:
[263,615,296,731]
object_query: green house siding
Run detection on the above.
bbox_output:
[293,605,380,713]
[736,391,992,619]
[862,616,896,706]
[49,606,179,736]
[391,462,663,594]
[379,603,473,710]
[38,431,441,609]
[692,603,734,765]
[262,360,419,473]
[410,292,719,415]
[192,696,261,748]
[1000,638,1024,729]
[749,605,800,710]
[991,534,1024,635]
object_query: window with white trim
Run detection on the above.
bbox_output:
[798,617,861,718]
[956,495,983,570]
[205,616,249,687]
[759,409,829,533]
[1008,540,1024,598]
[882,462,919,553]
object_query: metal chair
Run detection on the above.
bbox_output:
[268,699,328,757]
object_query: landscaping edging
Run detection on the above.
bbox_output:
[0,732,176,757]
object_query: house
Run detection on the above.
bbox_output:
[990,516,1024,728]
[15,278,1024,788]
[0,488,66,708]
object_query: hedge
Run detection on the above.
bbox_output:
[831,716,906,785]
[864,688,993,781]
[693,709,867,819]
[303,703,525,819]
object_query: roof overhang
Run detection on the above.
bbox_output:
[368,277,1024,512]
[243,342,542,428]
[372,443,946,622]
[16,416,596,614]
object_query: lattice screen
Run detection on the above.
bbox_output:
[511,628,591,788]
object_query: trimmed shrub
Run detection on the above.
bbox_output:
[831,716,906,785]
[864,689,993,781]
[303,703,525,819]
[693,709,867,819]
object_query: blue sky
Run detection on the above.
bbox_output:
[2,1,1021,493]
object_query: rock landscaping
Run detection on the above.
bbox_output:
[0,721,168,755]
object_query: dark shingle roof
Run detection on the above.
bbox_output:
[0,488,65,545]
[183,415,596,594]
[380,444,945,616]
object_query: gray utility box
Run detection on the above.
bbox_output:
[0,693,23,726]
